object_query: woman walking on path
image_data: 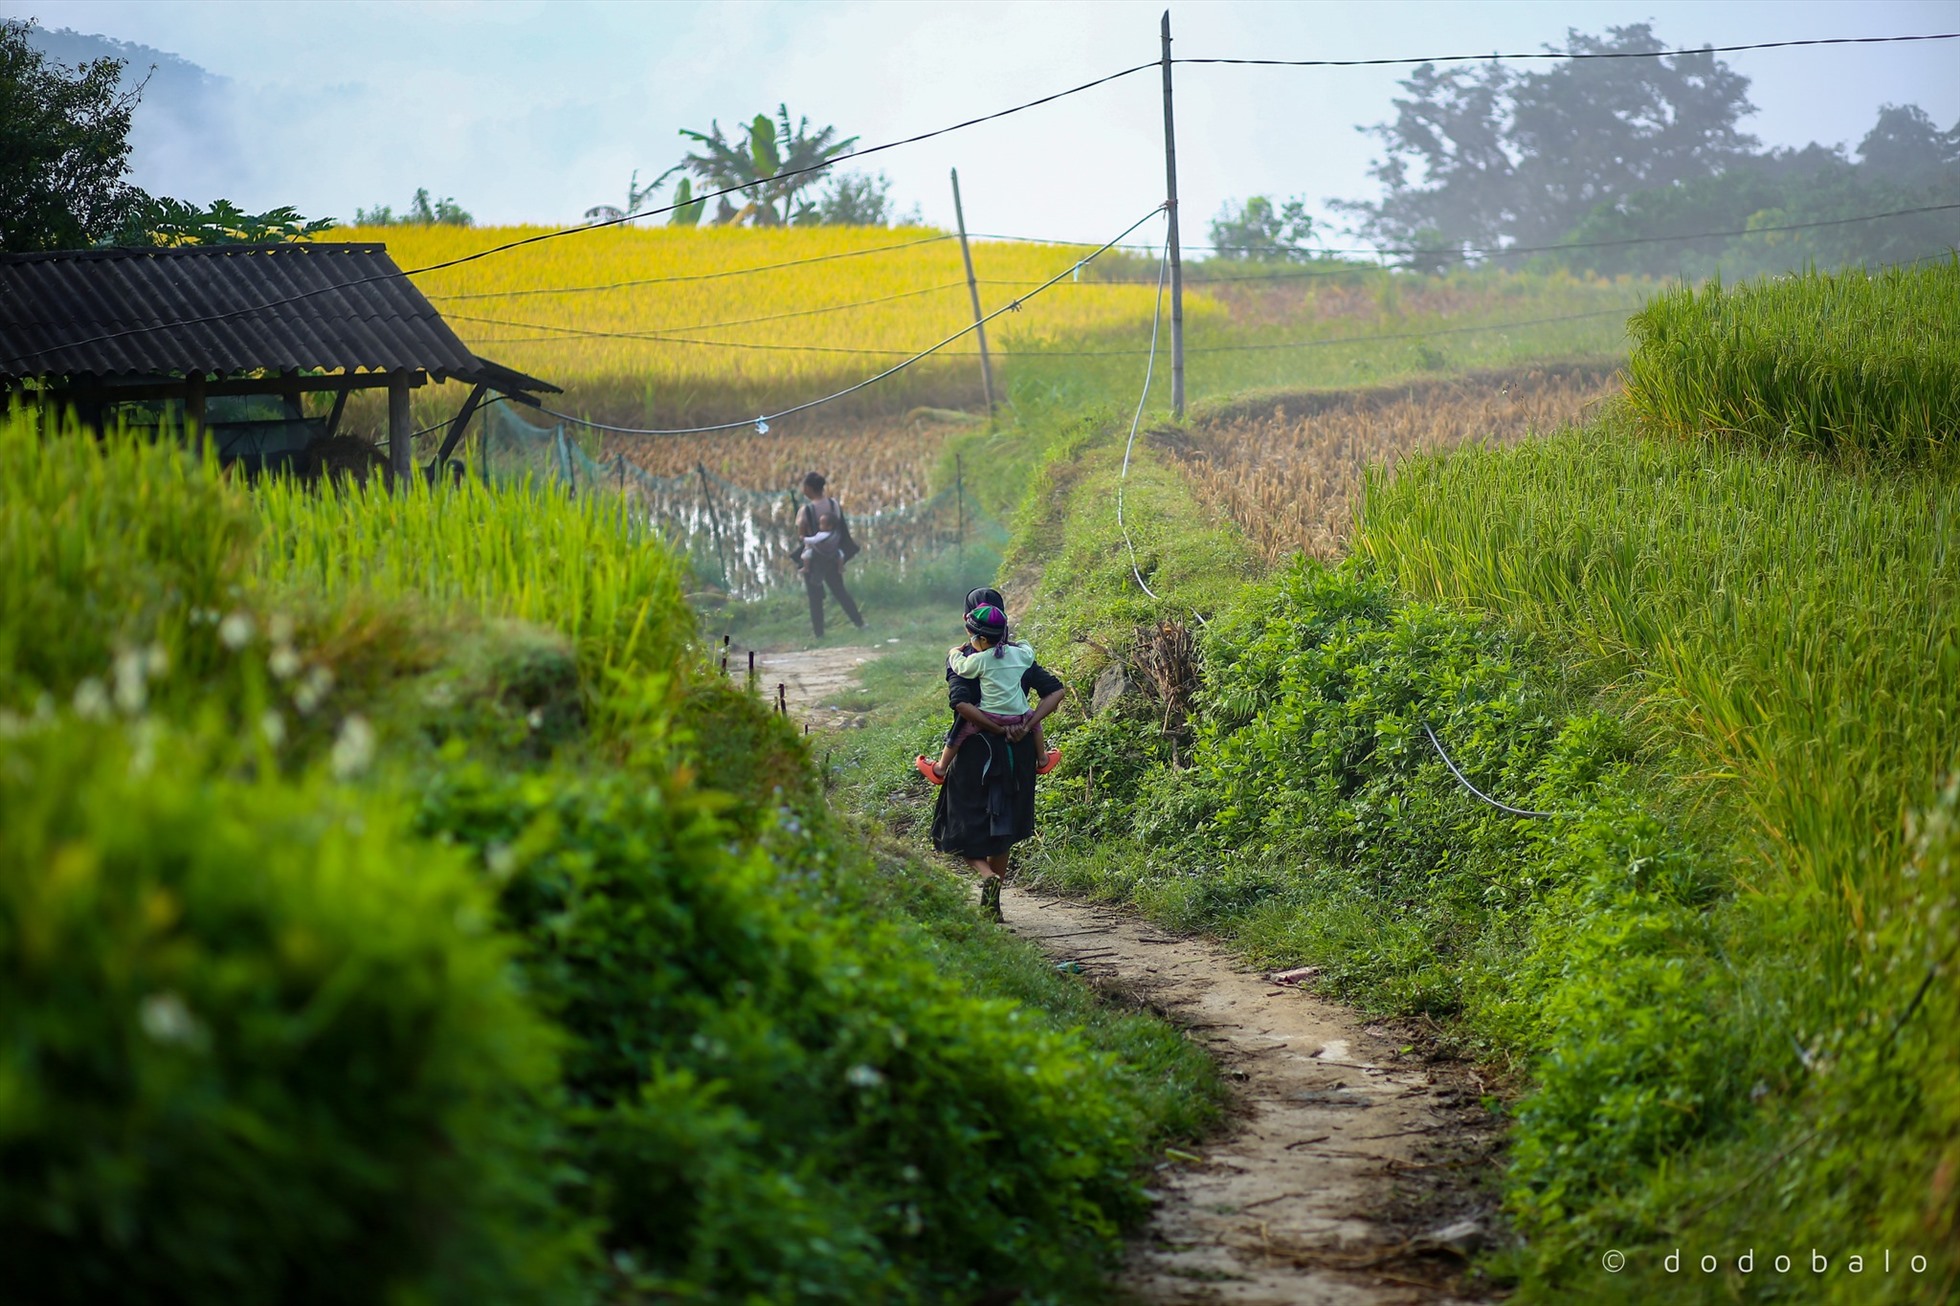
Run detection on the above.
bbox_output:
[795,471,864,638]
[929,586,1068,921]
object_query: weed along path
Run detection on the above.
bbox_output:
[1003,890,1494,1305]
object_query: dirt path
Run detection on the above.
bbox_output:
[745,640,1500,1300]
[738,642,887,727]
[1003,889,1497,1305]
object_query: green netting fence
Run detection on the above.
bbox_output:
[479,404,968,599]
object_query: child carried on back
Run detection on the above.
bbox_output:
[795,512,840,575]
[915,602,1061,784]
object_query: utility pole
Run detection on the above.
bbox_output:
[1160,10,1186,421]
[949,168,996,414]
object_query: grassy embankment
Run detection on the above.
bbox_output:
[0,410,1220,1304]
[891,259,1959,1301]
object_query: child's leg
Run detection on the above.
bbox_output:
[1033,717,1061,775]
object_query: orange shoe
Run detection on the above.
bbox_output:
[1036,747,1062,776]
[914,755,946,786]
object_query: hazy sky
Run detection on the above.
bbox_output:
[11,0,1960,247]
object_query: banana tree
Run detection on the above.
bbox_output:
[658,106,858,226]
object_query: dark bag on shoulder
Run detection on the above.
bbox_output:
[834,500,862,562]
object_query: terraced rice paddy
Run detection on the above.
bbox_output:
[1159,364,1622,563]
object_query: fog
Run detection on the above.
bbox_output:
[12,0,1960,251]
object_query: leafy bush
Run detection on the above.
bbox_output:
[415,759,1157,1303]
[0,720,576,1305]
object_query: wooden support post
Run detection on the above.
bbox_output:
[1160,10,1186,421]
[697,462,732,587]
[387,370,412,485]
[955,453,965,555]
[950,168,996,414]
[324,384,350,440]
[184,371,207,442]
[431,382,488,475]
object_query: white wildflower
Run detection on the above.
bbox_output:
[217,612,254,650]
[260,710,287,748]
[113,648,148,714]
[846,1064,885,1089]
[293,665,335,715]
[128,718,161,777]
[330,714,375,779]
[139,992,206,1049]
[73,678,111,720]
[485,844,518,880]
[267,646,301,680]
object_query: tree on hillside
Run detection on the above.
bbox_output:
[1331,23,1759,256]
[354,188,473,227]
[1208,196,1318,260]
[1549,99,1960,279]
[658,106,859,226]
[0,17,150,250]
[809,171,909,226]
[1856,103,1960,184]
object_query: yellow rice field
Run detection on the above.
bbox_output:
[352,224,1210,427]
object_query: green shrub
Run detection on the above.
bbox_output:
[0,413,253,710]
[1624,258,1960,461]
[0,720,576,1305]
[415,759,1154,1303]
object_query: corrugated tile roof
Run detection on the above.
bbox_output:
[0,242,552,391]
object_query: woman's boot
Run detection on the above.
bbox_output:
[978,876,1003,923]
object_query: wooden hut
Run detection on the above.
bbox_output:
[0,242,558,480]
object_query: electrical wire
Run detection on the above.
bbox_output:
[425,233,957,301]
[977,200,1960,281]
[1173,31,1960,69]
[0,64,1156,367]
[15,31,1951,367]
[535,204,1167,435]
[1422,723,1563,818]
[461,303,1640,359]
[1117,234,1172,602]
[442,281,967,341]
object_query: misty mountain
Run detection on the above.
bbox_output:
[23,25,255,212]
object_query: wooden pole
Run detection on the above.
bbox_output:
[184,371,207,447]
[697,462,731,588]
[431,381,488,475]
[1160,10,1186,421]
[955,453,965,556]
[387,370,412,485]
[949,168,996,415]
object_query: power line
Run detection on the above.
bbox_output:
[442,281,966,340]
[536,204,1167,436]
[1,65,1155,367]
[467,303,1637,361]
[17,29,1950,367]
[1118,238,1173,602]
[1172,31,1960,70]
[424,233,958,302]
[981,200,1960,280]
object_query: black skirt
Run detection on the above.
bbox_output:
[930,728,1040,859]
[929,657,1064,860]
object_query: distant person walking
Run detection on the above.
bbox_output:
[795,471,863,638]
